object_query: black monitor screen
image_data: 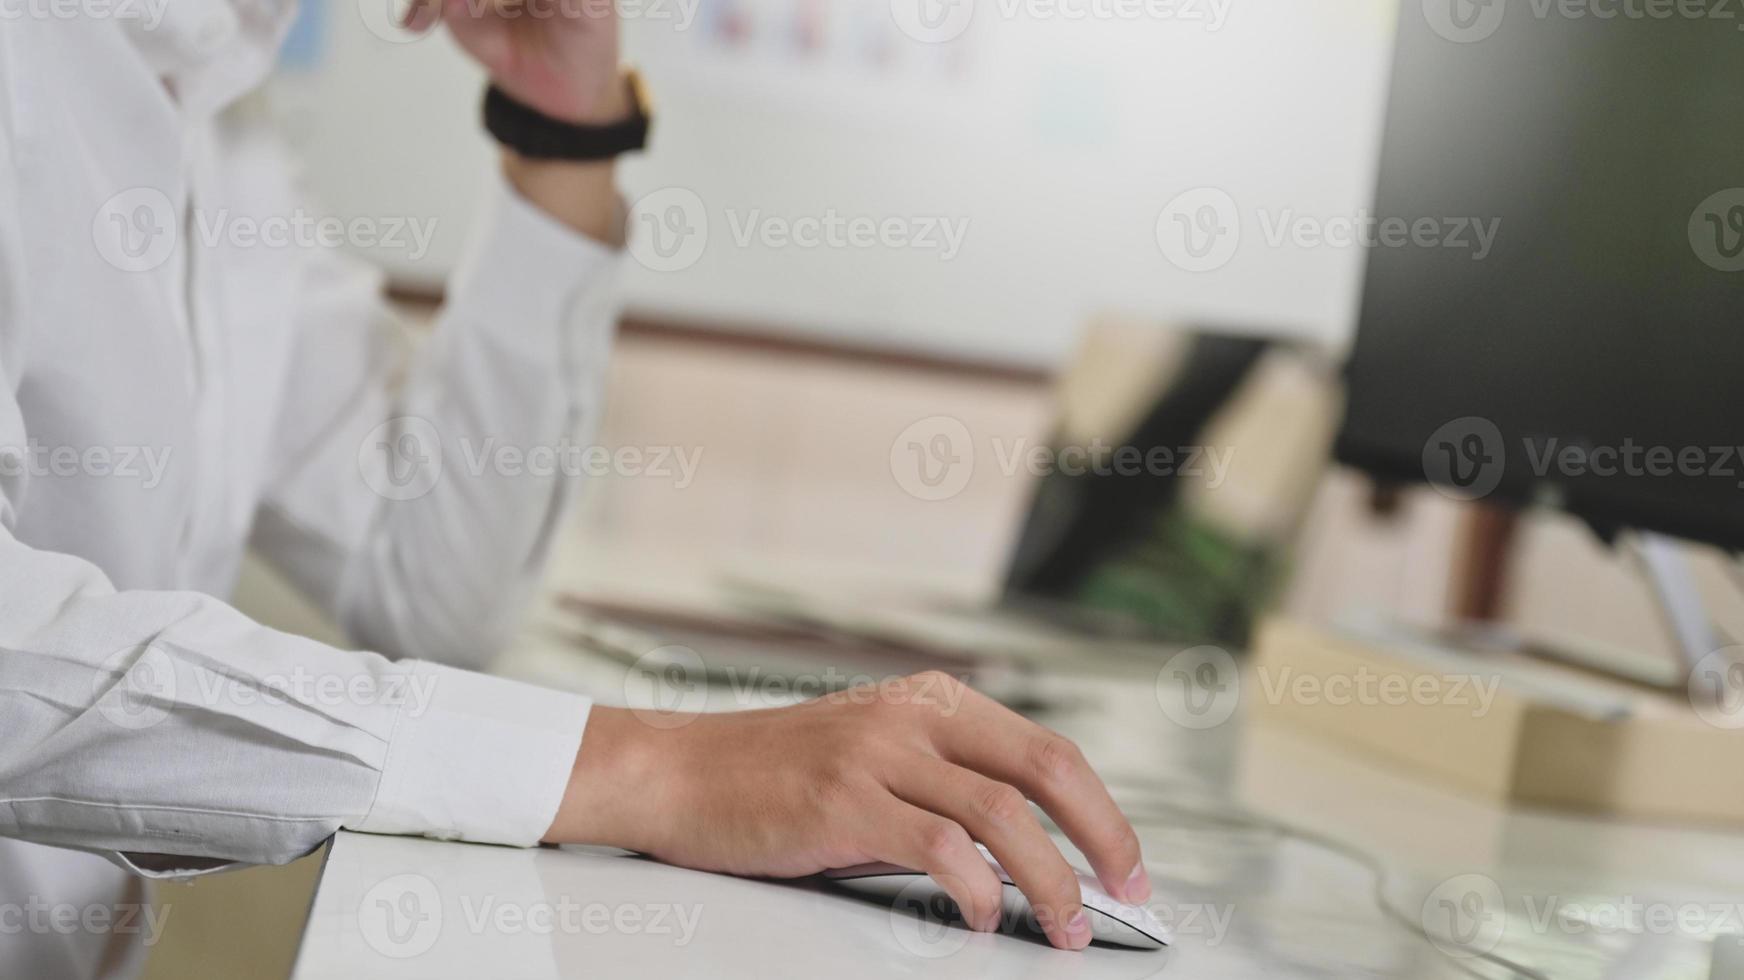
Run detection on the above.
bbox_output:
[1337,1,1744,550]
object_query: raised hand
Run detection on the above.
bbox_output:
[406,0,628,124]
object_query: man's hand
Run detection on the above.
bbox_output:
[544,672,1151,952]
[406,0,628,243]
[406,0,624,125]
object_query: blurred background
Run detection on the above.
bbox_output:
[145,1,1744,975]
[251,0,1736,662]
[271,0,1390,362]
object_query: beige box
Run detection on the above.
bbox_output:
[1248,616,1744,825]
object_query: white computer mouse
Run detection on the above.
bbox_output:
[825,844,1171,950]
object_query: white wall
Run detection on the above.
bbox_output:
[268,0,1398,367]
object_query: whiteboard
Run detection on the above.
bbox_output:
[268,0,1398,367]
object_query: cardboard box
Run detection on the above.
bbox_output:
[1249,616,1744,825]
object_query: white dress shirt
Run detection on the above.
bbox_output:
[0,1,618,975]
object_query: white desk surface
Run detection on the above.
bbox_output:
[293,557,1744,980]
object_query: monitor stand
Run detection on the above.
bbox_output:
[1371,529,1737,695]
[1627,531,1737,702]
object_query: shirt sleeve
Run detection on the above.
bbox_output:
[0,411,588,876]
[249,168,623,672]
[0,165,614,874]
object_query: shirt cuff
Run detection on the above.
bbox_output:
[444,168,624,364]
[352,662,590,847]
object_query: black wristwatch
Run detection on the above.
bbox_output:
[483,70,651,161]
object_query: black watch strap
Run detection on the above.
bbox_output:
[483,84,649,161]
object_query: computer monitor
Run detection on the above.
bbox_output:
[1337,2,1744,554]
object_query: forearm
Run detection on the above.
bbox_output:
[337,225,618,666]
[257,170,622,670]
[0,526,585,872]
[502,153,624,247]
[498,77,632,246]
